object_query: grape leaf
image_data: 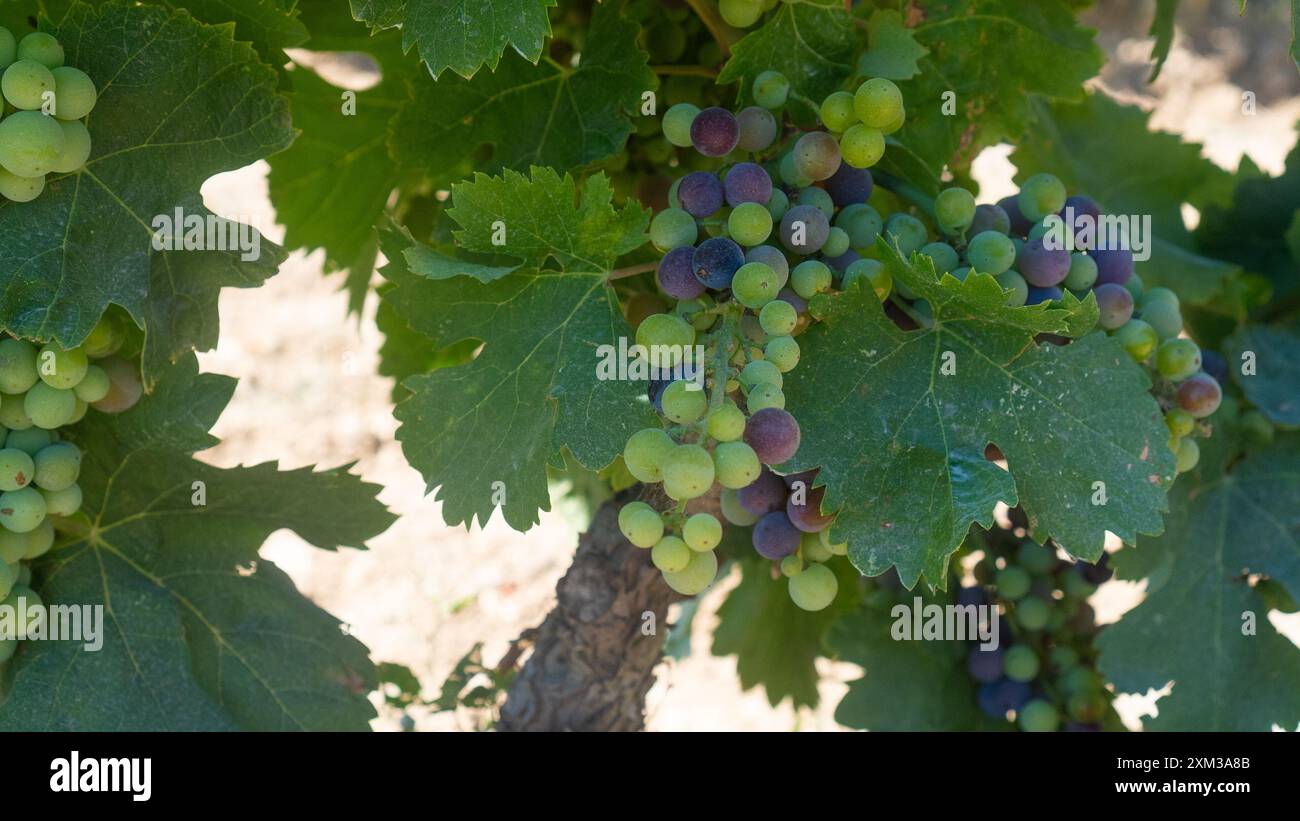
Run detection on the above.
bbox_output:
[1230,324,1300,426]
[783,247,1173,589]
[717,2,854,116]
[350,0,555,80]
[0,356,396,731]
[1098,436,1300,731]
[712,556,861,708]
[1011,94,1241,309]
[856,9,929,81]
[387,0,651,191]
[1146,0,1178,81]
[0,1,294,350]
[381,167,657,531]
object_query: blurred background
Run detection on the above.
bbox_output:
[194,0,1300,731]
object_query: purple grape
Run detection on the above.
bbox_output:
[1094,282,1134,329]
[693,237,745,289]
[786,484,833,532]
[1089,246,1133,285]
[956,585,989,608]
[1079,554,1113,585]
[978,678,1033,719]
[735,105,777,152]
[777,288,807,314]
[997,195,1034,236]
[781,468,818,489]
[744,407,801,465]
[1025,286,1062,305]
[779,204,831,255]
[967,647,1004,684]
[746,244,789,284]
[1017,236,1070,287]
[824,248,861,275]
[677,171,724,217]
[969,203,1011,236]
[1060,195,1100,248]
[723,162,773,207]
[737,467,789,516]
[752,511,801,559]
[690,106,739,157]
[657,246,705,299]
[1201,349,1228,383]
[824,162,873,208]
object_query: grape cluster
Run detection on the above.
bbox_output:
[0,27,97,203]
[0,314,139,663]
[620,73,907,609]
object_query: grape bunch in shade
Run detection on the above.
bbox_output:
[0,313,140,664]
[623,71,909,609]
[0,27,98,202]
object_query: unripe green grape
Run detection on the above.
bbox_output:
[67,398,88,424]
[746,382,784,412]
[1124,271,1145,301]
[73,363,109,402]
[662,444,715,500]
[649,208,698,252]
[843,258,891,301]
[835,203,882,247]
[0,339,38,394]
[0,528,25,564]
[996,565,1031,599]
[966,231,1016,275]
[0,109,65,177]
[1062,252,1098,291]
[1164,407,1195,439]
[635,313,694,364]
[752,70,789,109]
[759,299,797,336]
[720,487,760,526]
[934,187,976,235]
[48,117,90,173]
[1111,318,1158,363]
[839,123,884,169]
[82,313,125,358]
[879,105,905,135]
[1016,596,1051,631]
[660,380,707,424]
[795,186,834,220]
[739,358,782,390]
[1017,173,1066,222]
[0,485,46,532]
[0,446,33,491]
[853,77,903,128]
[819,90,857,132]
[1174,437,1199,473]
[661,547,718,595]
[7,426,49,455]
[800,530,833,563]
[718,0,762,28]
[0,26,15,67]
[788,562,838,611]
[1139,286,1179,311]
[33,441,79,491]
[707,400,746,442]
[764,335,799,372]
[23,517,54,559]
[791,259,832,299]
[683,512,723,552]
[995,270,1028,307]
[728,202,773,247]
[714,440,761,489]
[1,58,53,109]
[1155,338,1201,381]
[619,501,664,548]
[765,187,789,220]
[0,561,15,605]
[3,584,44,640]
[920,241,959,274]
[780,553,803,577]
[1002,644,1040,682]
[652,534,692,572]
[1139,297,1182,341]
[24,381,74,429]
[16,32,63,68]
[50,65,95,120]
[623,427,676,483]
[0,168,44,202]
[38,343,88,389]
[824,531,848,555]
[884,213,927,256]
[732,261,780,308]
[1018,699,1059,732]
[821,226,850,258]
[0,393,32,431]
[40,481,81,516]
[662,104,698,148]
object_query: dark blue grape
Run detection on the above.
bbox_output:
[1089,246,1134,285]
[1079,553,1112,584]
[777,288,807,314]
[779,204,831,255]
[969,203,1011,236]
[825,248,861,278]
[1025,286,1062,305]
[657,246,705,299]
[1201,348,1229,383]
[693,236,745,289]
[824,162,873,208]
[677,171,724,217]
[997,194,1034,236]
[737,467,788,516]
[978,678,1033,719]
[1018,237,1070,287]
[967,647,1004,684]
[690,106,739,157]
[956,585,989,608]
[752,511,801,559]
[1060,194,1100,248]
[723,162,773,207]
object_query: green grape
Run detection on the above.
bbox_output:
[623,428,676,483]
[752,70,789,109]
[835,203,882,247]
[1018,699,1059,732]
[853,77,903,128]
[662,102,699,148]
[728,202,773,247]
[661,548,718,595]
[791,259,832,299]
[795,186,834,219]
[50,65,95,120]
[1062,252,1098,291]
[719,0,762,27]
[0,26,14,68]
[920,241,959,274]
[720,487,760,526]
[707,400,746,442]
[1174,437,1199,473]
[683,512,723,552]
[1016,596,1051,631]
[819,91,857,132]
[73,363,109,402]
[821,226,850,258]
[800,530,833,563]
[1164,408,1195,439]
[780,553,803,577]
[1139,298,1182,341]
[995,270,1028,307]
[1002,644,1040,682]
[765,188,789,220]
[48,117,90,173]
[884,213,927,256]
[3,584,44,640]
[0,447,33,491]
[966,231,1016,275]
[0,394,34,431]
[0,486,45,532]
[619,501,664,548]
[82,313,124,358]
[823,530,847,556]
[0,561,14,603]
[1112,318,1158,362]
[778,152,813,188]
[759,299,797,336]
[0,168,44,202]
[0,528,25,564]
[662,444,715,500]
[764,335,799,372]
[24,381,74,429]
[0,110,65,177]
[38,343,88,389]
[746,382,784,412]
[714,440,761,489]
[661,380,707,424]
[6,426,49,455]
[788,562,838,611]
[23,518,53,559]
[879,105,905,135]
[1017,173,1067,222]
[635,313,694,364]
[649,208,698,252]
[1018,541,1056,574]
[67,398,88,424]
[934,187,976,235]
[33,439,79,491]
[0,339,38,394]
[16,32,63,68]
[1124,270,1145,301]
[843,258,891,301]
[996,565,1031,599]
[1,58,53,110]
[839,124,884,169]
[1061,569,1096,600]
[1139,286,1179,311]
[1155,338,1201,381]
[652,534,692,572]
[739,358,782,390]
[41,481,81,516]
[732,261,780,308]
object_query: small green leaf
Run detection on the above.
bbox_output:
[857,9,929,81]
[1147,0,1179,82]
[1230,324,1300,426]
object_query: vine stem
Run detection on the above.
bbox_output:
[684,0,736,57]
[873,169,938,221]
[651,64,718,78]
[608,261,658,281]
[889,294,934,329]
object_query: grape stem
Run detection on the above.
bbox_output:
[684,0,736,57]
[873,169,937,222]
[607,261,658,281]
[889,294,933,329]
[651,64,718,79]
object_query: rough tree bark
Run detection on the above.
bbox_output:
[498,492,682,731]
